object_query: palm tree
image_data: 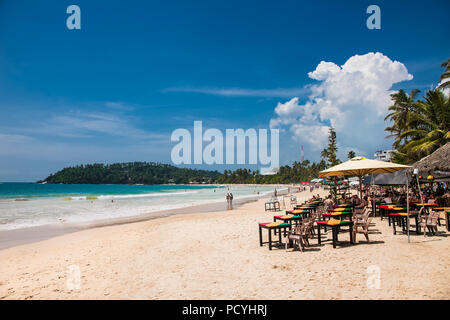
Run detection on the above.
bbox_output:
[320,148,328,161]
[399,90,450,158]
[347,150,356,159]
[384,89,420,150]
[438,58,450,90]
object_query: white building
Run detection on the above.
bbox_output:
[374,150,394,162]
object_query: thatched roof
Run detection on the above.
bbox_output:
[411,142,450,172]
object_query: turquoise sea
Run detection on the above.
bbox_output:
[0,183,275,230]
[0,182,217,200]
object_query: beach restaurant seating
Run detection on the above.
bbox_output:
[353,216,373,243]
[315,205,325,221]
[302,217,315,237]
[265,199,281,212]
[419,210,440,237]
[285,224,309,252]
[353,206,371,225]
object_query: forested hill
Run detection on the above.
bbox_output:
[39,162,222,184]
[39,160,327,185]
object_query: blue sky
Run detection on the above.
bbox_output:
[0,0,449,181]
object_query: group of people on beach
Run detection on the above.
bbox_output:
[226,192,233,210]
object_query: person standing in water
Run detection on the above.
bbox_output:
[226,193,230,210]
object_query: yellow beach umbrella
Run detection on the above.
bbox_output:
[319,157,411,177]
[319,157,411,200]
[320,156,413,243]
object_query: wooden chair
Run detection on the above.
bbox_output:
[315,205,324,221]
[301,217,314,239]
[353,217,373,243]
[353,206,370,224]
[419,211,440,237]
[285,224,308,252]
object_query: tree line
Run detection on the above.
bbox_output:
[39,160,332,185]
[216,160,328,184]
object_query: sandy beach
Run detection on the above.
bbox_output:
[1,188,449,300]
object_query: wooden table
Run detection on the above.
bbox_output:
[327,207,353,212]
[388,213,420,235]
[369,198,385,217]
[265,201,281,212]
[322,211,352,221]
[413,203,438,213]
[447,211,450,232]
[294,207,316,215]
[285,209,311,218]
[273,215,303,234]
[335,204,353,209]
[258,222,291,250]
[316,220,354,248]
[380,206,407,226]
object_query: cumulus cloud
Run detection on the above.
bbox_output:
[270,52,413,157]
[437,80,450,97]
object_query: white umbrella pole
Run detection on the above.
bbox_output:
[416,175,424,205]
[359,175,363,201]
[405,171,410,244]
[370,174,375,216]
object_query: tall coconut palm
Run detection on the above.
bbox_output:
[399,89,450,157]
[438,58,450,90]
[384,89,420,150]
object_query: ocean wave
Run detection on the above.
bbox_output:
[0,186,274,231]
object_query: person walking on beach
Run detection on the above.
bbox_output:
[229,193,234,210]
[226,193,230,210]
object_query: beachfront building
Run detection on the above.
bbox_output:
[374,150,394,162]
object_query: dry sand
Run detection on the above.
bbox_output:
[0,188,449,300]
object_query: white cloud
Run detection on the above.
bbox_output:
[437,80,450,97]
[13,111,167,142]
[163,86,309,98]
[270,52,413,157]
